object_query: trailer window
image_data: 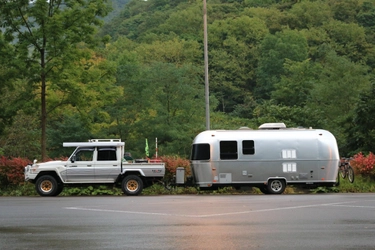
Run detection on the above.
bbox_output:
[191,144,210,160]
[220,141,238,160]
[242,140,255,155]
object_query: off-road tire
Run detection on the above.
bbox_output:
[122,175,143,196]
[35,175,59,196]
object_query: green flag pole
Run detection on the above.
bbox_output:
[145,138,149,158]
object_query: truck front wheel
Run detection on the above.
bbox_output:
[35,175,59,196]
[122,175,143,196]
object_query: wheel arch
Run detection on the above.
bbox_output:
[121,170,144,178]
[265,177,287,184]
[36,171,63,184]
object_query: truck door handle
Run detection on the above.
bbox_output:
[87,165,92,167]
[113,165,118,167]
[70,165,77,167]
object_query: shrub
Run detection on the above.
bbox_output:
[0,182,36,196]
[351,152,375,179]
[160,155,191,182]
[0,156,30,186]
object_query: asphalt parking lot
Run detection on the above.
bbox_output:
[1,194,375,250]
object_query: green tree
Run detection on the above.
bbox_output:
[0,33,20,136]
[307,51,370,122]
[328,0,361,23]
[208,15,268,112]
[47,114,93,158]
[286,0,332,29]
[272,59,321,107]
[306,50,371,147]
[107,58,206,157]
[157,4,202,41]
[243,7,286,34]
[244,0,280,8]
[44,47,119,153]
[357,1,375,29]
[135,38,201,65]
[0,0,111,160]
[139,62,206,156]
[345,83,375,155]
[0,111,40,159]
[251,100,325,129]
[256,29,308,99]
[323,20,368,62]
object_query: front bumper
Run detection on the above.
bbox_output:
[24,165,37,181]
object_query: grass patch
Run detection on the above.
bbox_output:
[1,175,374,196]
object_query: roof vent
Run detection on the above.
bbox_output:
[238,126,252,130]
[258,123,286,130]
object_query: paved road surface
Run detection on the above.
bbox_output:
[1,194,375,250]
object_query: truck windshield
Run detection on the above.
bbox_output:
[191,144,210,160]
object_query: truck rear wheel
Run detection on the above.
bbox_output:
[267,179,286,194]
[35,175,59,196]
[122,175,143,196]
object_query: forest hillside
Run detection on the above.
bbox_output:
[1,0,375,159]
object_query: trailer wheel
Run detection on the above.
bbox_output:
[122,175,143,196]
[35,175,59,196]
[267,179,286,194]
[259,185,270,194]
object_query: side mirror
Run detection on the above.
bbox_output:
[71,155,76,163]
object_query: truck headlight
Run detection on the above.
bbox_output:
[31,165,39,172]
[25,164,39,173]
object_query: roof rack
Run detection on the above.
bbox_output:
[63,139,124,147]
[88,139,122,142]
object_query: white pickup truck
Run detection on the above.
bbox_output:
[24,139,165,196]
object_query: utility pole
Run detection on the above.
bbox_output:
[203,0,210,130]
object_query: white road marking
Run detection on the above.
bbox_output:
[64,200,375,218]
[329,204,375,209]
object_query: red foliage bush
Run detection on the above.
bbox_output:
[351,152,375,178]
[160,155,191,179]
[0,156,31,186]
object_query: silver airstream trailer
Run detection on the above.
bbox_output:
[187,123,340,194]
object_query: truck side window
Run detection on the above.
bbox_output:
[242,140,255,155]
[97,147,117,161]
[191,144,210,160]
[220,141,238,160]
[75,148,94,161]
